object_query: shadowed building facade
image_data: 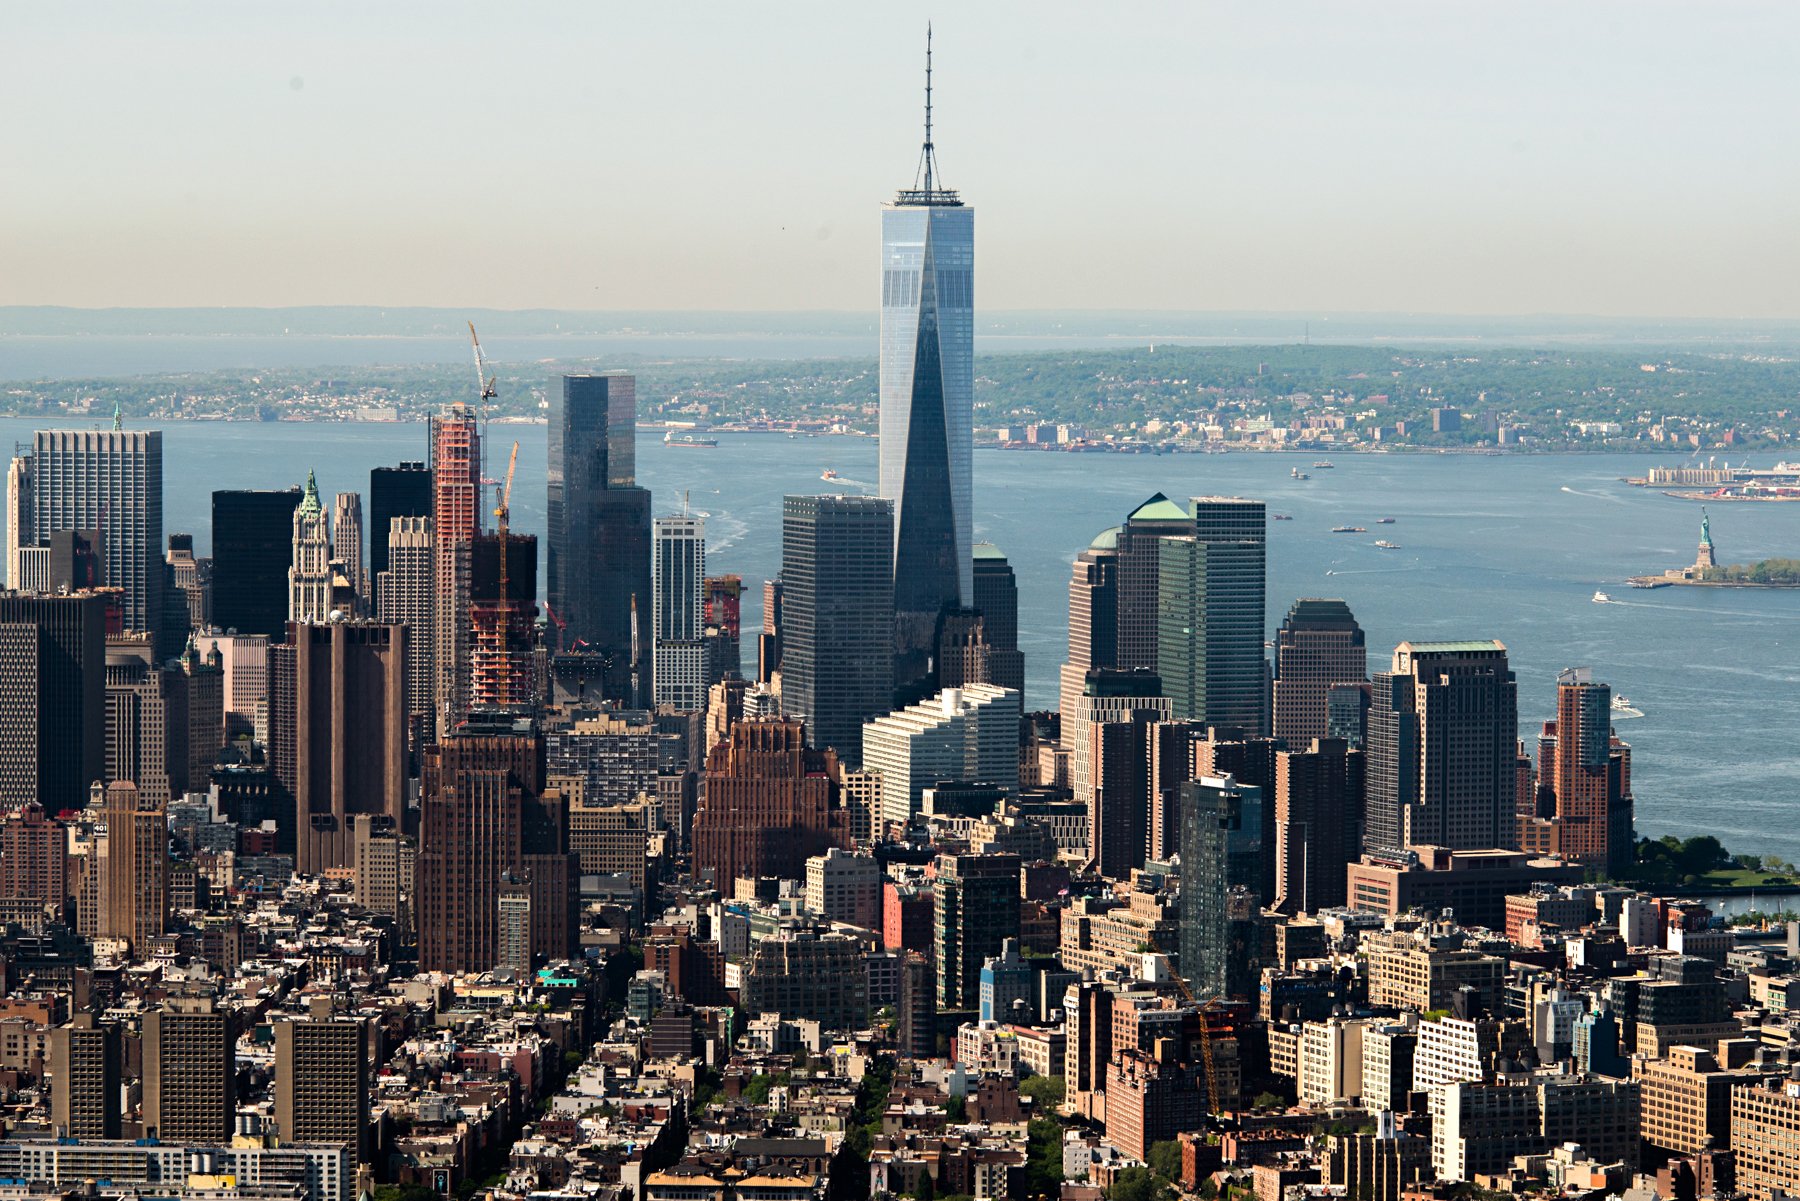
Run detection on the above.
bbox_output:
[1364,640,1519,854]
[0,590,107,811]
[270,620,407,876]
[211,488,302,642]
[1273,599,1368,745]
[547,373,651,705]
[692,718,845,890]
[416,715,577,973]
[779,495,894,766]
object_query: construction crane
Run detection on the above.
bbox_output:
[495,440,519,598]
[1145,938,1225,1116]
[467,321,497,509]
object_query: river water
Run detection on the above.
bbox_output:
[1,415,1793,861]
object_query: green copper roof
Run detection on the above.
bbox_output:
[1399,639,1506,654]
[1127,492,1190,523]
[296,469,322,516]
[973,542,1007,560]
[1088,525,1122,551]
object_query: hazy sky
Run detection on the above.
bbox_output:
[7,2,1799,317]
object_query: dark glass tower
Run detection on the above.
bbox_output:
[779,495,894,767]
[548,374,651,704]
[881,34,973,692]
[368,461,431,598]
[1156,496,1268,734]
[211,488,302,640]
[1178,774,1264,1001]
[0,590,107,811]
[970,542,1024,692]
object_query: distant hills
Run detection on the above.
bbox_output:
[8,306,1800,347]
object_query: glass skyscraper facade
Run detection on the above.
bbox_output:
[880,192,973,686]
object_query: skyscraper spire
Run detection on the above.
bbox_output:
[922,23,935,197]
[902,24,958,205]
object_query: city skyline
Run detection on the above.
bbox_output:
[8,4,1800,319]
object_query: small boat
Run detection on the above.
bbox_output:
[1612,695,1636,713]
[1273,514,1293,521]
[1375,518,1395,524]
[1331,526,1366,534]
[1592,591,1611,604]
[1313,460,1336,469]
[1292,468,1312,480]
[1374,540,1401,550]
[821,469,840,481]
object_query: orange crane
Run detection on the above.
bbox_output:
[1146,938,1224,1116]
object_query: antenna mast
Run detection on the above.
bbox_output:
[923,23,934,198]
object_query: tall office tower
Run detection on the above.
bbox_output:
[142,997,235,1143]
[1363,641,1519,854]
[1067,668,1169,827]
[1273,598,1367,744]
[100,780,166,951]
[180,642,225,791]
[50,1013,121,1139]
[1178,774,1264,1001]
[933,852,1021,1010]
[1,802,69,915]
[702,574,743,683]
[692,718,846,890]
[1158,496,1268,733]
[1057,530,1121,741]
[376,516,434,746]
[270,621,406,876]
[881,41,974,695]
[192,630,269,742]
[1198,728,1284,901]
[652,514,707,710]
[30,428,166,651]
[166,534,211,634]
[779,495,894,766]
[862,683,1021,828]
[0,591,107,810]
[274,1017,368,1158]
[330,492,365,607]
[416,716,577,973]
[547,373,652,701]
[1273,738,1364,915]
[1542,667,1635,875]
[1115,493,1199,673]
[758,577,784,684]
[970,543,1024,693]
[467,532,537,712]
[212,488,303,640]
[431,404,483,728]
[5,454,31,589]
[369,461,431,608]
[105,635,183,806]
[1089,711,1159,881]
[1148,720,1208,862]
[288,472,334,625]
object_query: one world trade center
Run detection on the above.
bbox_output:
[880,29,973,693]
